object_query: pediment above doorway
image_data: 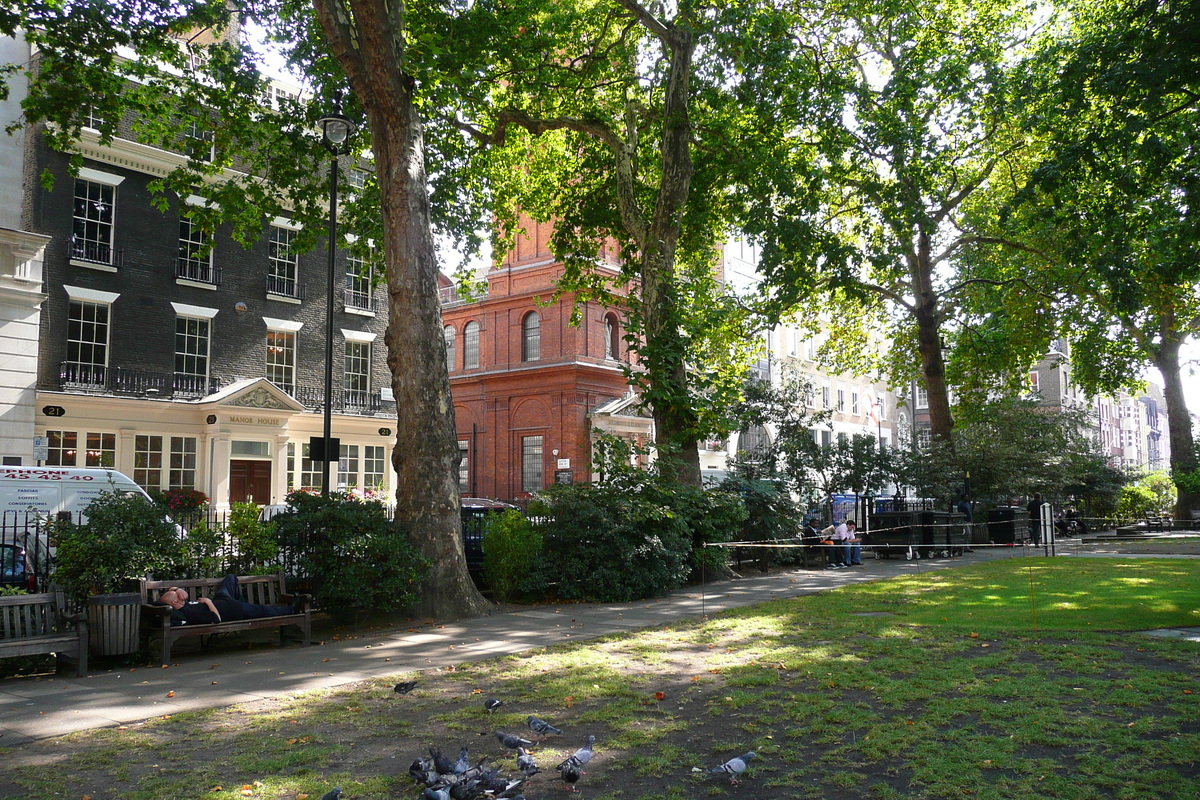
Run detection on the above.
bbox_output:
[201,377,305,414]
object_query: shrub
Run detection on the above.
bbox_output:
[272,491,428,623]
[1173,467,1200,496]
[669,482,748,575]
[52,491,186,604]
[536,474,737,602]
[1115,484,1156,519]
[158,488,209,514]
[179,518,224,578]
[226,502,278,574]
[482,510,543,602]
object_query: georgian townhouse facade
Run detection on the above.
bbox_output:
[18,93,398,508]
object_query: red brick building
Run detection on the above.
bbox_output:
[441,217,649,500]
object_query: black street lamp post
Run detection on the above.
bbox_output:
[317,94,355,496]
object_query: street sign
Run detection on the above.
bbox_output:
[32,436,49,462]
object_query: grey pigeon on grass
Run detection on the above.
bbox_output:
[495,730,536,751]
[526,714,563,739]
[484,697,504,713]
[516,747,541,777]
[453,746,470,775]
[556,735,595,792]
[393,680,417,695]
[318,789,342,800]
[422,788,450,800]
[430,746,455,775]
[709,751,757,785]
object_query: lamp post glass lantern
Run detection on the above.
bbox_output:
[318,94,356,496]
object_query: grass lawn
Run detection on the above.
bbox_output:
[1,556,1197,800]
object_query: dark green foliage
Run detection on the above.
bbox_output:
[481,510,542,603]
[226,502,278,575]
[271,492,429,623]
[534,469,746,602]
[718,475,805,566]
[51,492,186,604]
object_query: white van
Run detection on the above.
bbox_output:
[0,467,154,519]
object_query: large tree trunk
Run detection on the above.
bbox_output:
[638,19,701,488]
[911,231,955,445]
[1154,333,1198,521]
[313,0,489,619]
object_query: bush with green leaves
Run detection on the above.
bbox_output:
[271,491,428,623]
[719,475,805,566]
[481,509,543,602]
[1173,467,1200,496]
[534,470,745,602]
[51,491,186,604]
[226,501,278,574]
[1115,484,1156,519]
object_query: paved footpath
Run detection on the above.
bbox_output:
[0,543,1172,745]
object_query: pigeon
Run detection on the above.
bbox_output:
[422,788,450,800]
[516,747,541,777]
[453,746,470,775]
[495,731,536,751]
[526,714,563,739]
[394,680,418,695]
[318,789,342,800]
[557,735,595,792]
[430,746,455,776]
[484,697,504,713]
[409,757,437,786]
[709,751,757,785]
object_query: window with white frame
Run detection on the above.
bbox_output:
[345,340,371,403]
[287,442,321,491]
[66,299,110,386]
[84,432,116,467]
[822,381,831,409]
[345,254,372,310]
[266,329,296,394]
[177,214,213,282]
[267,224,299,298]
[1029,371,1039,393]
[174,315,210,390]
[169,436,197,490]
[444,326,456,373]
[364,445,386,489]
[134,435,164,490]
[915,386,929,408]
[346,168,368,191]
[458,440,469,492]
[464,321,480,369]
[521,435,543,492]
[46,430,77,466]
[837,387,845,412]
[184,118,214,162]
[851,390,860,415]
[339,444,360,489]
[72,178,116,264]
[522,311,540,362]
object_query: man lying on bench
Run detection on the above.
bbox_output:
[156,575,297,624]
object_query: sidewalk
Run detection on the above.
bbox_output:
[0,545,1090,745]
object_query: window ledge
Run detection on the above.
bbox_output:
[177,278,217,290]
[71,259,117,273]
[266,293,302,305]
[344,306,375,318]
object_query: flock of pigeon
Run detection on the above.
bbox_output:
[319,683,757,799]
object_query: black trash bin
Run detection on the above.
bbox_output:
[868,511,921,559]
[987,506,1029,545]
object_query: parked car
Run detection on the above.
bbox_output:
[0,542,36,592]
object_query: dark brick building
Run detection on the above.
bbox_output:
[25,111,397,507]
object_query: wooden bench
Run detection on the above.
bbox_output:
[0,592,88,676]
[140,574,312,665]
[1145,515,1171,532]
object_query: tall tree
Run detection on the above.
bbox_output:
[997,0,1200,518]
[7,0,490,617]
[744,0,1038,447]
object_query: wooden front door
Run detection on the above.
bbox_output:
[229,460,272,505]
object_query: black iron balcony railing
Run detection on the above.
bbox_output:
[344,287,380,313]
[176,260,223,286]
[57,362,222,398]
[293,386,386,415]
[266,274,305,300]
[69,235,123,267]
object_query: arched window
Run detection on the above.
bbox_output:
[463,321,480,369]
[444,325,456,373]
[522,312,540,362]
[604,314,620,360]
[738,424,772,461]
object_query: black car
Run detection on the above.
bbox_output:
[0,542,36,592]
